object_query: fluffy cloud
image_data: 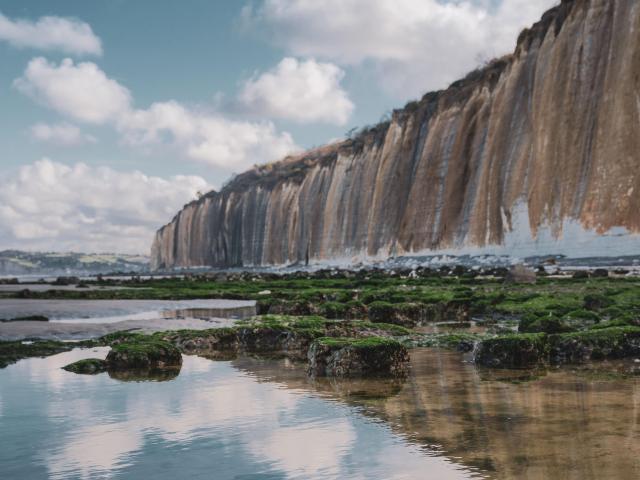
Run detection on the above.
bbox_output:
[119,101,297,170]
[15,59,298,170]
[30,122,97,146]
[237,57,353,125]
[0,12,102,55]
[14,58,132,124]
[0,159,210,253]
[244,0,558,98]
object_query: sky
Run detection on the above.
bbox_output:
[0,0,557,254]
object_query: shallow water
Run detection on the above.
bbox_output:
[0,298,256,323]
[1,349,638,479]
[0,299,257,341]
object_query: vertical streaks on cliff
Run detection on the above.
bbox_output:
[152,0,640,269]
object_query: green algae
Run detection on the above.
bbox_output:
[62,358,107,374]
[0,340,73,369]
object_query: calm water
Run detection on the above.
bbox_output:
[1,348,638,479]
[0,299,256,323]
[0,299,257,341]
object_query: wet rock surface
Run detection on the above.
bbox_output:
[474,327,640,368]
[307,337,410,378]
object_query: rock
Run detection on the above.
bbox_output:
[307,337,409,378]
[62,358,107,374]
[505,264,537,284]
[592,268,609,278]
[474,333,548,368]
[106,340,182,370]
[548,327,640,364]
[475,327,640,368]
[572,270,590,279]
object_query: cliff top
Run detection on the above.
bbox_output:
[166,0,578,223]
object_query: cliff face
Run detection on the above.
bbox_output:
[152,0,640,269]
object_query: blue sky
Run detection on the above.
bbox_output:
[0,0,557,253]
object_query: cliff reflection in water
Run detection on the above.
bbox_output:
[234,349,640,479]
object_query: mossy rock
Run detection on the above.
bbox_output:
[474,333,548,368]
[307,337,409,378]
[548,326,640,364]
[106,340,182,370]
[62,358,107,374]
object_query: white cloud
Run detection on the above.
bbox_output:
[245,0,558,98]
[15,59,298,170]
[30,122,97,146]
[119,101,298,170]
[0,159,210,253]
[14,58,132,124]
[237,57,354,125]
[0,12,102,55]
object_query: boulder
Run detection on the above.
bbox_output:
[106,340,182,370]
[307,337,409,378]
[474,333,548,368]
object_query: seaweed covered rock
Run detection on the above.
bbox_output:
[307,337,409,378]
[475,327,640,368]
[106,340,182,370]
[474,333,548,368]
[62,358,107,374]
[548,327,640,364]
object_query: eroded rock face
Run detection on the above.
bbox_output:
[307,338,410,378]
[152,0,640,269]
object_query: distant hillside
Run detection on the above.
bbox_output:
[0,250,149,276]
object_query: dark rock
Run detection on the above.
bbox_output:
[592,268,609,278]
[307,337,409,378]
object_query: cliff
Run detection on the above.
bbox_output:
[152,0,640,269]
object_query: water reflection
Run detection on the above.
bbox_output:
[107,368,181,382]
[2,347,638,479]
[0,349,475,479]
[234,350,640,479]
